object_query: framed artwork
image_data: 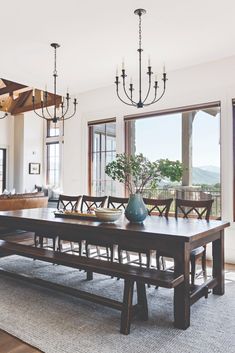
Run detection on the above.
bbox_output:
[29,163,40,175]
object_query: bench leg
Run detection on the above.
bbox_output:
[136,282,148,321]
[86,271,93,281]
[120,279,134,335]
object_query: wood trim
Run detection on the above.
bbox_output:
[124,101,221,121]
[88,117,116,126]
[233,104,235,221]
[88,125,93,195]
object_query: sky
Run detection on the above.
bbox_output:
[135,110,220,168]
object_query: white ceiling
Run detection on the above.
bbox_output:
[2,0,235,95]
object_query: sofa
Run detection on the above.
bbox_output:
[0,192,48,211]
[0,192,48,234]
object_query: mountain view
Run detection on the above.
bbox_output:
[192,166,220,185]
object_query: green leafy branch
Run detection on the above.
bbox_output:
[105,153,183,194]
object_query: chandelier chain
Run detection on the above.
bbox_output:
[139,14,142,50]
[53,46,57,76]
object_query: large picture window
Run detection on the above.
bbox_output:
[45,120,64,188]
[88,120,116,196]
[0,148,6,193]
[46,142,60,186]
[125,103,221,218]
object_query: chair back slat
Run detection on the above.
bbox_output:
[81,195,107,212]
[143,198,173,217]
[107,196,129,210]
[57,195,81,211]
[175,198,214,220]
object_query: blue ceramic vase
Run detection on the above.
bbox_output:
[125,193,148,223]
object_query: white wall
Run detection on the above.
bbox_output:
[0,115,14,190]
[0,112,44,193]
[23,112,44,192]
[63,55,235,263]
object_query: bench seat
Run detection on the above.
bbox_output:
[0,240,184,334]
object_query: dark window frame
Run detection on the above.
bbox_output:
[124,102,221,217]
[88,118,116,195]
[0,148,6,193]
[46,141,60,186]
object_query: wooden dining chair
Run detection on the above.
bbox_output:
[118,198,173,268]
[57,194,81,211]
[35,194,81,251]
[81,195,107,213]
[107,196,129,210]
[56,195,82,253]
[81,195,112,260]
[107,196,129,264]
[175,198,214,286]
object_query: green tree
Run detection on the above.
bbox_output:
[105,153,183,194]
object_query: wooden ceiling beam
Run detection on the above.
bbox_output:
[0,82,27,96]
[10,91,32,115]
[12,91,61,115]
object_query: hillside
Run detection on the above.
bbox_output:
[192,167,220,185]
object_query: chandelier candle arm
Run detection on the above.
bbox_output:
[115,82,136,106]
[44,91,54,119]
[142,65,153,103]
[143,78,166,107]
[114,8,167,108]
[32,43,78,123]
[121,69,137,104]
[63,100,78,120]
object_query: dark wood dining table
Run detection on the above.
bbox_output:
[0,208,230,330]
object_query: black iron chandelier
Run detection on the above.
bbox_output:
[32,43,77,123]
[115,9,167,108]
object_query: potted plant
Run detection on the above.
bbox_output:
[105,153,183,223]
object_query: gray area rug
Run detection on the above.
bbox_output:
[0,255,234,353]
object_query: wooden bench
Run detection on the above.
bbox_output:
[0,240,184,335]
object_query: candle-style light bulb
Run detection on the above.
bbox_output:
[163,64,166,73]
[122,59,125,70]
[148,56,151,67]
[40,91,43,102]
[32,88,35,97]
[116,67,118,76]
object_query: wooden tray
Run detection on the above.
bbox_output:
[54,211,98,220]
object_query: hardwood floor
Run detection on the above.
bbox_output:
[0,330,42,353]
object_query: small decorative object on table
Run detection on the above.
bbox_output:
[54,210,98,220]
[94,208,123,222]
[105,153,182,223]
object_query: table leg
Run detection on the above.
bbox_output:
[212,230,224,295]
[174,243,190,329]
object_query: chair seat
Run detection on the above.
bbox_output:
[190,246,204,257]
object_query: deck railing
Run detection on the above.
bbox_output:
[93,181,221,218]
[142,186,221,218]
